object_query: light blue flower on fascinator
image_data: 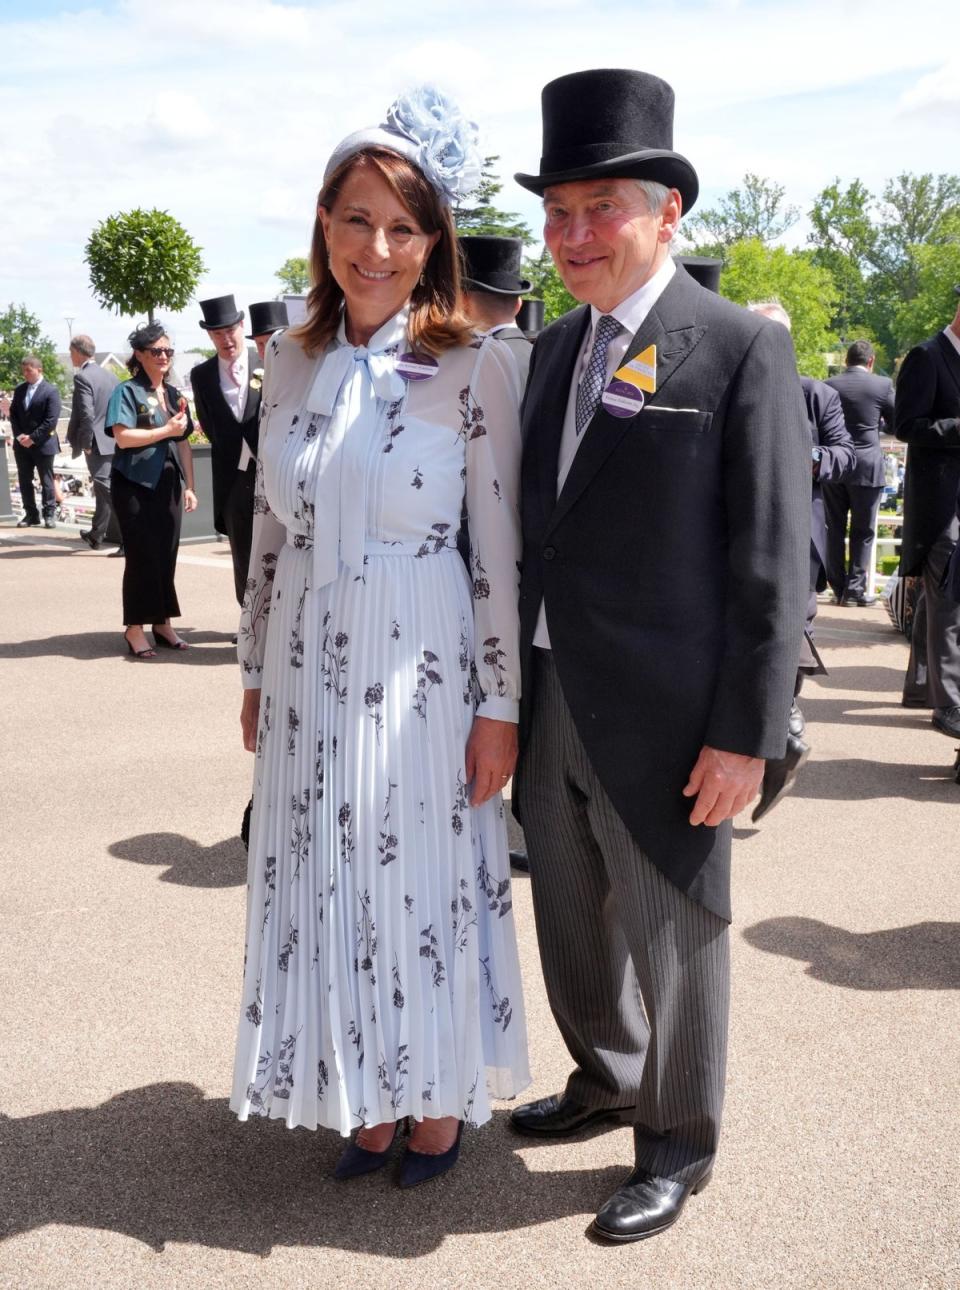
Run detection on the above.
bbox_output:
[323,84,482,206]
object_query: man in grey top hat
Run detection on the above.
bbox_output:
[509,68,809,1243]
[459,235,534,391]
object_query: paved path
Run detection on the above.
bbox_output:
[1,526,958,1290]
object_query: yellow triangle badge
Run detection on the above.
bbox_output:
[613,344,657,395]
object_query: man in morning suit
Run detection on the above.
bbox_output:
[11,355,61,528]
[896,287,960,739]
[508,69,809,1243]
[65,335,120,550]
[191,295,262,604]
[821,340,894,607]
[458,235,535,391]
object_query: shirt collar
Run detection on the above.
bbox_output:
[335,305,410,354]
[588,255,676,338]
[218,350,247,380]
[942,326,960,359]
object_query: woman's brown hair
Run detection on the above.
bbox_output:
[291,147,473,357]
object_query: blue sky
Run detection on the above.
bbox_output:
[1,0,958,357]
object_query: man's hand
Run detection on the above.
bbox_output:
[17,434,31,448]
[241,688,261,752]
[682,745,764,826]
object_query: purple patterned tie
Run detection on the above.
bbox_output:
[575,313,621,436]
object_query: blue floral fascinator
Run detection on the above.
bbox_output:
[324,85,481,206]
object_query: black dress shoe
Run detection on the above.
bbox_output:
[932,706,960,739]
[591,1166,712,1243]
[839,593,877,607]
[752,730,810,822]
[80,531,104,550]
[510,1093,631,1137]
[509,849,529,873]
[787,699,805,739]
[108,545,125,558]
[43,517,56,529]
[16,516,40,527]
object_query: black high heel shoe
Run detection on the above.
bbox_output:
[398,1121,464,1188]
[152,629,189,651]
[124,630,155,659]
[334,1119,406,1180]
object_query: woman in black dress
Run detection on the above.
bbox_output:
[105,321,198,658]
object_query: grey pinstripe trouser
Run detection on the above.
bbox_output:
[518,650,730,1183]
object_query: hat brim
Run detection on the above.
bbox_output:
[199,312,244,331]
[514,149,699,214]
[245,324,286,339]
[463,277,533,297]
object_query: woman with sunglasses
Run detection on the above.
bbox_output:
[105,321,198,658]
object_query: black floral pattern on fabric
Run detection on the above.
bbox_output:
[413,650,443,719]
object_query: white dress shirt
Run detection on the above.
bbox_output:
[533,255,676,649]
[219,351,254,469]
[942,325,960,360]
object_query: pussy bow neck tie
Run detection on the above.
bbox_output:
[304,328,406,590]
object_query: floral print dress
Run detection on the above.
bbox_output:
[230,309,530,1134]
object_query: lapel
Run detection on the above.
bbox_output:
[530,306,590,520]
[546,267,707,537]
[935,331,960,404]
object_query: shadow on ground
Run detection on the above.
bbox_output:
[743,917,960,989]
[0,1094,625,1256]
[788,757,958,801]
[109,832,246,887]
[0,632,236,663]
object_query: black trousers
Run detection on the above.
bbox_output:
[821,480,884,599]
[13,442,55,521]
[903,518,960,709]
[84,447,121,544]
[223,462,256,605]
[111,460,182,626]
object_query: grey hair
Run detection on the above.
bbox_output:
[634,179,671,216]
[70,334,96,358]
[21,353,42,369]
[748,299,791,331]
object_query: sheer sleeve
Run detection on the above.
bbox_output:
[463,337,522,723]
[238,336,286,689]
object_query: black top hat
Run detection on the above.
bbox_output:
[459,236,532,295]
[246,300,289,338]
[677,255,722,294]
[515,68,698,213]
[517,299,545,337]
[198,294,244,331]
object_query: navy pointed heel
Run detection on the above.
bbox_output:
[398,1121,464,1188]
[333,1119,405,1180]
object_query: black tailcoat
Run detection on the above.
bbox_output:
[190,356,261,534]
[801,376,855,580]
[515,266,810,920]
[894,331,960,576]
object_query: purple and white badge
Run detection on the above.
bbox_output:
[601,378,645,418]
[397,352,439,382]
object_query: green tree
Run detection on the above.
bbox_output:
[521,246,578,324]
[0,303,68,395]
[275,256,310,295]
[807,178,875,343]
[684,174,799,260]
[84,208,205,323]
[719,240,838,377]
[454,156,535,244]
[890,213,960,352]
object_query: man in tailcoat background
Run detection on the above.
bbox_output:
[458,235,535,391]
[190,295,262,604]
[508,69,809,1243]
[11,355,61,528]
[896,287,960,739]
[248,299,289,363]
[65,334,120,550]
[821,339,894,607]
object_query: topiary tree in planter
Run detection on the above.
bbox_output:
[84,208,206,323]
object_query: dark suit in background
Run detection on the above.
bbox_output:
[821,364,894,601]
[191,355,261,602]
[802,376,855,627]
[11,377,61,524]
[895,329,960,717]
[66,359,120,545]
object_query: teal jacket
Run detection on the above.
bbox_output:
[106,378,192,489]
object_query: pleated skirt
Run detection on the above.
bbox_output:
[230,542,530,1133]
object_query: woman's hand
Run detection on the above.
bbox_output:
[465,716,518,807]
[241,688,261,752]
[183,488,198,513]
[165,410,188,438]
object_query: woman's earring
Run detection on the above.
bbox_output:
[419,271,426,287]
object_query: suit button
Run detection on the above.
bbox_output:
[542,546,556,561]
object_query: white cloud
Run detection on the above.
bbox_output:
[1,0,959,354]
